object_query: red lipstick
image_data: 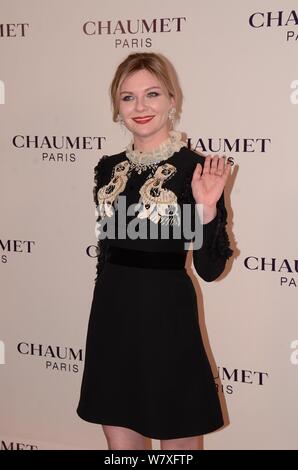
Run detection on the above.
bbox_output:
[132,116,154,124]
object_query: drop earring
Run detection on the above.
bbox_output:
[168,107,176,128]
[116,113,126,135]
[117,114,124,125]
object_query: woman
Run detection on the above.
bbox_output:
[77,52,233,450]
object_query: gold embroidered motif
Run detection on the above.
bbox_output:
[135,163,180,226]
[97,160,130,218]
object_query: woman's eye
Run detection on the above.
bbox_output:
[122,95,134,101]
[122,92,160,101]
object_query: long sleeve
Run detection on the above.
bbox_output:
[192,190,233,282]
[93,154,109,283]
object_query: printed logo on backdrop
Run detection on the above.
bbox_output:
[12,135,106,163]
[290,80,298,104]
[1,440,38,450]
[244,256,297,287]
[0,23,29,37]
[83,17,187,49]
[290,340,298,365]
[17,342,83,373]
[0,239,36,266]
[0,80,4,104]
[214,366,269,396]
[86,243,98,261]
[249,10,298,42]
[0,340,5,365]
[187,136,271,163]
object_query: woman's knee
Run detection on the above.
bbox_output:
[102,424,147,450]
[160,436,201,450]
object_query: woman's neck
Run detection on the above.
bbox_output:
[133,129,171,153]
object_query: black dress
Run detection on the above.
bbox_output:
[76,145,233,440]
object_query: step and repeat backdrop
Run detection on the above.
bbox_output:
[1,0,297,450]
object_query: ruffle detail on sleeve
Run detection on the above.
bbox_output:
[94,238,108,283]
[208,194,234,261]
[93,154,110,283]
[93,154,110,206]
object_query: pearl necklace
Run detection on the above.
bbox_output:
[125,130,186,174]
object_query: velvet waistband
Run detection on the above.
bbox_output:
[106,246,186,270]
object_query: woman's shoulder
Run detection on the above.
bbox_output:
[93,151,127,191]
[94,150,127,171]
[176,145,206,170]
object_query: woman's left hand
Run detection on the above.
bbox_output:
[191,155,231,208]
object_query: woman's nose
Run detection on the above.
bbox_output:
[135,97,146,112]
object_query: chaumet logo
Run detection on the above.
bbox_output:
[187,136,271,157]
[17,342,83,373]
[0,23,29,38]
[290,80,298,104]
[214,366,269,395]
[0,340,5,365]
[1,440,38,450]
[1,239,36,266]
[83,17,187,49]
[244,256,297,288]
[249,10,298,42]
[0,80,4,104]
[12,135,106,163]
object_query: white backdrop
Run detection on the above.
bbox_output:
[0,0,297,450]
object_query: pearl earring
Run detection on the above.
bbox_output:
[168,107,176,127]
[116,114,124,124]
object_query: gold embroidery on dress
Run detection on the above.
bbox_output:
[135,163,180,226]
[97,160,130,218]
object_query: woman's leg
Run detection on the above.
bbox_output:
[102,424,147,450]
[160,435,202,450]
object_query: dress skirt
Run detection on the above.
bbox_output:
[76,259,224,440]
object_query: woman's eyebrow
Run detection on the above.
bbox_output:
[120,86,162,95]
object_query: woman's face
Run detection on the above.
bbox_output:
[118,69,174,145]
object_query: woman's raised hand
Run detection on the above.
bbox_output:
[191,155,231,208]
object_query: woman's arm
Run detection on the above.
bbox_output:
[192,190,233,282]
[93,155,110,283]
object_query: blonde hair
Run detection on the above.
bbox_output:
[110,52,182,122]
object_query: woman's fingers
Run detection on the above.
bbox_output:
[203,154,231,178]
[202,155,212,174]
[210,155,219,175]
[223,158,232,180]
[217,155,225,175]
[193,163,202,181]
